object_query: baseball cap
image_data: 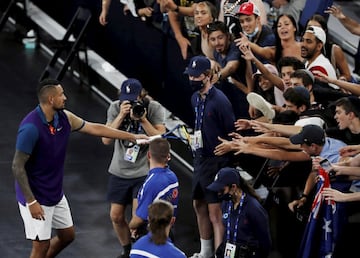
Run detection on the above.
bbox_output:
[253,64,279,77]
[207,167,240,192]
[119,78,142,101]
[305,26,326,45]
[293,86,310,103]
[237,1,260,16]
[290,124,325,145]
[184,56,211,77]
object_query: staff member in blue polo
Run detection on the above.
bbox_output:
[207,167,272,258]
[185,55,236,258]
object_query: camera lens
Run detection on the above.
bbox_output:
[132,102,146,119]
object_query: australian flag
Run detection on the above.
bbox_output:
[297,168,340,258]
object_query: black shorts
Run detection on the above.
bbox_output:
[192,155,230,203]
[107,174,147,205]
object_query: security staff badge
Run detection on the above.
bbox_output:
[190,130,203,150]
[224,242,236,258]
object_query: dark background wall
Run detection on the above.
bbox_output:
[2,0,195,126]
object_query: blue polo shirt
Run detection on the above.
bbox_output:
[15,106,72,206]
[130,233,186,258]
[191,87,235,157]
[136,167,179,220]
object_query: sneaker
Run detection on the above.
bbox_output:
[189,253,205,258]
[246,92,275,120]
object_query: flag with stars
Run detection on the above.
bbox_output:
[297,167,338,258]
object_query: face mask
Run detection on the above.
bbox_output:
[218,193,232,201]
[189,80,205,92]
[244,26,259,41]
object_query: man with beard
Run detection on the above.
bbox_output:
[11,79,148,258]
[207,21,249,119]
[184,55,235,258]
[301,25,338,89]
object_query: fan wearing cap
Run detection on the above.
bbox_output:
[288,124,352,257]
[301,26,338,90]
[101,78,166,258]
[185,55,236,258]
[235,1,275,63]
[206,167,271,258]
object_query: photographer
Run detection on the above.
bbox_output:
[102,78,166,258]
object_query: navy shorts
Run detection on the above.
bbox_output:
[107,174,147,205]
[192,155,230,203]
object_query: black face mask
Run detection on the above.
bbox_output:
[218,193,232,201]
[189,80,205,92]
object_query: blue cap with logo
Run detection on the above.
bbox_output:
[184,56,211,77]
[119,78,142,102]
[207,167,241,192]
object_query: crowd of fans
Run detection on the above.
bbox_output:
[97,0,360,257]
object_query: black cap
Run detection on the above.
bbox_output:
[290,124,325,145]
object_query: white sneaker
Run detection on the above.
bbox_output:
[246,92,275,120]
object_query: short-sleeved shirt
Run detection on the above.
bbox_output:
[106,100,165,179]
[136,167,179,220]
[130,233,186,258]
[15,106,72,206]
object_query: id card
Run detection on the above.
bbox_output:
[124,145,140,163]
[190,130,203,150]
[224,242,236,258]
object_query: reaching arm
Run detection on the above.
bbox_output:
[99,0,112,25]
[326,5,360,36]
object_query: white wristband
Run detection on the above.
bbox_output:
[27,200,37,206]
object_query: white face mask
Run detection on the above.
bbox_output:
[243,25,259,41]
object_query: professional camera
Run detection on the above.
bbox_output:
[130,100,146,119]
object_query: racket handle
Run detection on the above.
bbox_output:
[136,135,162,145]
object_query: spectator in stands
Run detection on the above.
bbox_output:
[301,26,338,89]
[314,70,360,96]
[206,21,249,119]
[236,1,275,64]
[129,138,179,241]
[102,79,166,258]
[271,0,306,27]
[161,0,217,60]
[287,125,351,257]
[12,79,148,258]
[184,55,235,258]
[326,96,360,145]
[325,5,360,36]
[220,0,268,38]
[236,14,302,64]
[305,14,353,82]
[130,200,186,258]
[193,1,218,59]
[207,167,272,258]
[99,0,137,25]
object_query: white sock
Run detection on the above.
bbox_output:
[200,238,213,258]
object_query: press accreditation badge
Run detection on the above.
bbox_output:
[191,130,203,150]
[224,242,236,258]
[124,145,140,163]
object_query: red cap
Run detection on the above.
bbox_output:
[238,1,260,16]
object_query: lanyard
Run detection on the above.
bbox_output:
[195,95,206,131]
[226,192,245,243]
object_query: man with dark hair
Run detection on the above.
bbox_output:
[102,78,166,258]
[12,79,148,258]
[129,138,179,240]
